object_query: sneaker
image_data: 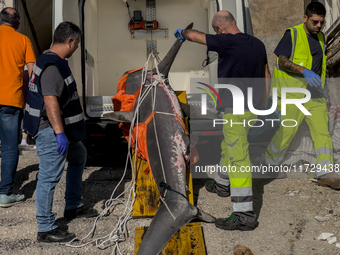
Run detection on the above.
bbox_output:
[0,194,25,208]
[37,227,76,243]
[205,180,230,197]
[64,205,99,220]
[317,172,340,190]
[20,140,28,146]
[215,213,259,231]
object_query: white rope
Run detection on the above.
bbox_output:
[65,124,137,254]
[65,58,154,254]
[65,53,178,253]
[139,55,184,222]
[132,54,178,220]
[155,111,176,116]
[159,196,176,220]
[147,55,179,219]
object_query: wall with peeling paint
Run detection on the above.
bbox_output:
[248,0,305,74]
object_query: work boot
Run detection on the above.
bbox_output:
[317,172,340,190]
[64,205,99,220]
[0,194,25,208]
[37,227,75,243]
[215,213,259,231]
[205,180,230,197]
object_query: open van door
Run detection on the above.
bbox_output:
[76,0,253,162]
[189,0,254,143]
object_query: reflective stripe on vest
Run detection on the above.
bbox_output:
[290,27,298,61]
[33,65,42,76]
[64,112,84,125]
[25,104,40,118]
[64,74,75,86]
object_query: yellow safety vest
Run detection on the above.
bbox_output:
[272,23,327,99]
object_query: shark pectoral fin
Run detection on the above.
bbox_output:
[183,103,221,119]
[194,208,216,223]
[103,111,134,123]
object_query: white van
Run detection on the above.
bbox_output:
[4,0,253,160]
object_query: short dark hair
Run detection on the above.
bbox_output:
[305,2,326,17]
[53,21,81,44]
[0,7,20,26]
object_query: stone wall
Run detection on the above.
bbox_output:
[0,0,14,10]
[248,0,305,74]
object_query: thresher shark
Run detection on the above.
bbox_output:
[104,23,216,254]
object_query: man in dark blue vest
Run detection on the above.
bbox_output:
[23,22,97,243]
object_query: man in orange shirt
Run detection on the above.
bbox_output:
[0,7,35,207]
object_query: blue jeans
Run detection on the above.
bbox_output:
[0,106,21,195]
[35,126,87,232]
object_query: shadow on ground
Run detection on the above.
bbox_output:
[13,163,39,199]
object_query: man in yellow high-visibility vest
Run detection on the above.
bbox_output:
[265,2,340,189]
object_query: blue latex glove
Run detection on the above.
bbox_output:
[174,28,185,42]
[56,133,69,156]
[302,69,322,88]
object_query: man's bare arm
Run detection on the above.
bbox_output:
[261,64,271,108]
[278,55,306,74]
[26,62,34,78]
[182,29,206,45]
[326,42,340,59]
[44,95,64,134]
